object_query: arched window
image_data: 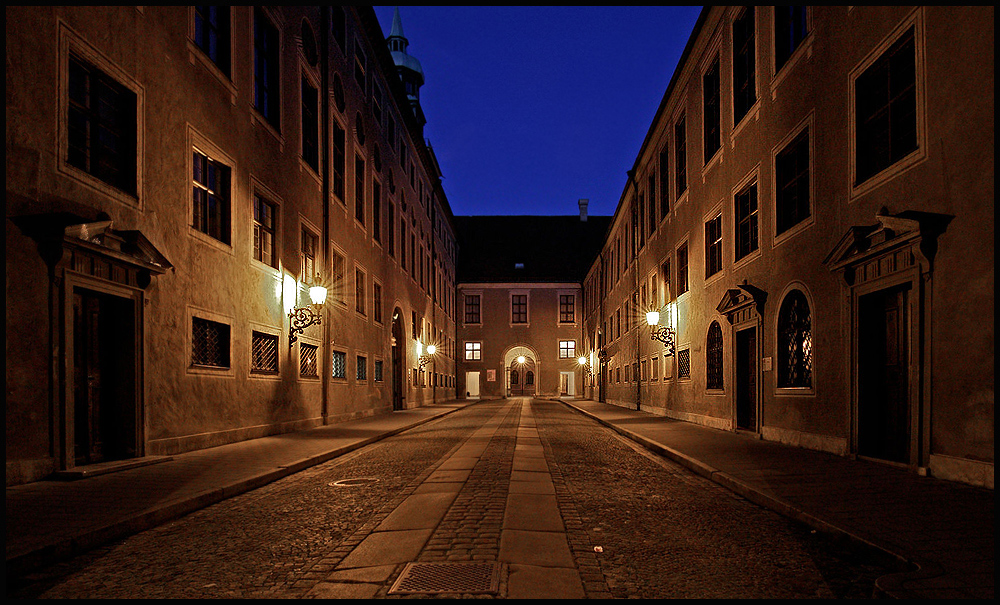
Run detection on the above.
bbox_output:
[778,290,812,388]
[707,321,723,389]
[511,369,519,385]
[525,371,534,385]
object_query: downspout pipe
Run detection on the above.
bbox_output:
[320,6,331,423]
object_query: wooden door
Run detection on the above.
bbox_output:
[858,285,910,463]
[736,327,757,431]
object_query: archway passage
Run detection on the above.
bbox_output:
[508,358,536,397]
[391,309,405,410]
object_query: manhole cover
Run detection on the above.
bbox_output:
[388,562,502,595]
[329,477,378,487]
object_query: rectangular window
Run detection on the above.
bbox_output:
[67,54,137,194]
[400,217,407,270]
[194,6,230,75]
[855,26,917,185]
[300,343,318,377]
[662,258,671,298]
[333,123,346,202]
[253,8,280,129]
[652,356,660,381]
[355,268,366,316]
[678,348,691,379]
[192,150,231,243]
[647,173,657,234]
[356,355,367,381]
[705,214,723,278]
[192,317,230,368]
[372,179,381,243]
[252,193,277,267]
[775,6,808,71]
[354,41,367,92]
[251,330,279,374]
[559,340,576,359]
[301,229,317,284]
[331,250,346,305]
[733,7,756,124]
[465,294,481,324]
[465,342,482,361]
[641,359,647,381]
[703,57,721,163]
[387,202,396,257]
[776,128,811,236]
[354,155,365,225]
[559,295,575,323]
[412,311,418,340]
[674,115,687,196]
[301,78,319,171]
[331,7,345,50]
[659,146,670,217]
[511,294,528,324]
[734,181,759,261]
[372,282,382,324]
[374,359,383,382]
[332,350,346,379]
[677,243,689,295]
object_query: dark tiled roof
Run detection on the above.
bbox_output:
[454,215,611,284]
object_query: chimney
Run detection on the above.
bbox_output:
[578,198,589,222]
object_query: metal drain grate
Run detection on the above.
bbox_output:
[388,562,502,595]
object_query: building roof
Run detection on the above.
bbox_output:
[454,215,611,284]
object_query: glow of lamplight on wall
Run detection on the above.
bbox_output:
[282,274,297,315]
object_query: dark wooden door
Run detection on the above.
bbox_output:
[391,313,403,410]
[73,289,136,464]
[736,327,757,431]
[858,285,910,463]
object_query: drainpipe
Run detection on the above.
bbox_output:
[627,170,641,412]
[320,6,331,424]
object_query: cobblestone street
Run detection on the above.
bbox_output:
[9,399,896,599]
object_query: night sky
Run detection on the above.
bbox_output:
[373,6,703,218]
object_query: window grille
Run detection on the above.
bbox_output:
[192,317,229,368]
[707,322,723,389]
[332,350,346,379]
[300,343,318,377]
[357,355,367,381]
[778,291,813,388]
[374,359,383,382]
[250,330,278,373]
[678,348,691,379]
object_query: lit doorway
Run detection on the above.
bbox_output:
[466,371,481,398]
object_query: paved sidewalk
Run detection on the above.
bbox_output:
[5,401,472,579]
[556,397,994,600]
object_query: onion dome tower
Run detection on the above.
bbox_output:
[386,7,426,130]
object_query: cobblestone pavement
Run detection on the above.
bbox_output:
[532,399,898,599]
[8,398,898,599]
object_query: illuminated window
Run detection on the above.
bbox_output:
[559,340,576,359]
[778,290,813,388]
[192,150,230,244]
[465,342,481,361]
[301,229,317,284]
[252,194,276,268]
[300,343,318,377]
[332,350,346,379]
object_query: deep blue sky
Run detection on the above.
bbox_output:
[373,6,703,218]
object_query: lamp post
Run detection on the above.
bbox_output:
[417,341,436,370]
[289,284,328,347]
[646,310,676,357]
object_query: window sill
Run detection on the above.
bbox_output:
[250,109,285,152]
[186,40,237,105]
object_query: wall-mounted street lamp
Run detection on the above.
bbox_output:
[417,341,437,370]
[646,310,676,357]
[289,284,328,347]
[578,356,593,377]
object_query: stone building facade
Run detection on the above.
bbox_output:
[579,6,993,488]
[6,6,459,485]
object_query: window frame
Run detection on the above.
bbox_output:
[773,115,815,246]
[732,168,760,267]
[187,306,234,376]
[464,341,482,361]
[252,6,282,132]
[558,340,576,360]
[731,6,758,129]
[190,138,234,249]
[848,9,926,200]
[704,210,724,281]
[510,292,529,326]
[250,327,281,377]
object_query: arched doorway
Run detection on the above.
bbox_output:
[503,344,538,398]
[391,308,405,410]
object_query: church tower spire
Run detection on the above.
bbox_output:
[386,7,426,129]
